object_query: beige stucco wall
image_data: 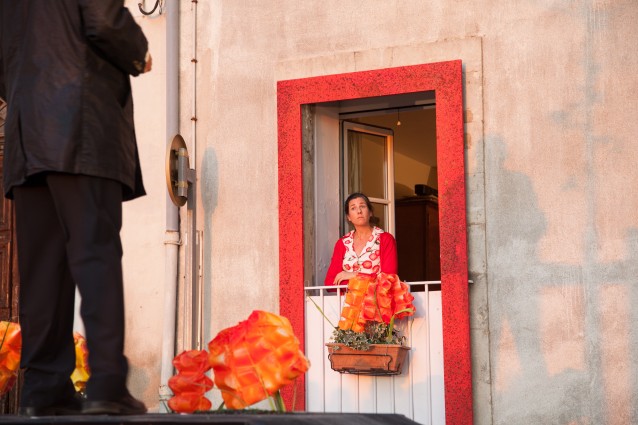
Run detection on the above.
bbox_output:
[121,2,167,410]
[120,0,638,422]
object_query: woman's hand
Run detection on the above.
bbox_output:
[333,271,356,286]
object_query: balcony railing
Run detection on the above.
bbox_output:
[304,281,445,425]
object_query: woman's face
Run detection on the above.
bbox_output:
[347,197,372,227]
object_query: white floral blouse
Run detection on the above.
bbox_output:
[341,226,384,274]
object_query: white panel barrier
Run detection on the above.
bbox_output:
[304,282,445,425]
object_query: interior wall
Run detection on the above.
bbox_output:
[394,151,433,197]
[356,108,438,197]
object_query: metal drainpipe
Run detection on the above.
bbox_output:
[190,0,202,352]
[159,0,180,413]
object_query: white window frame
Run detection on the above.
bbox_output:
[341,121,395,235]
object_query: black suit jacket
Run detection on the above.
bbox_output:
[0,0,149,200]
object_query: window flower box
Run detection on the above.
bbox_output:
[319,273,416,377]
[325,342,410,376]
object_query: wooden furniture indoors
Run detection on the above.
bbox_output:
[395,196,441,282]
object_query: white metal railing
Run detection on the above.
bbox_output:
[304,282,445,425]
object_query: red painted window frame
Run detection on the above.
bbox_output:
[277,60,472,424]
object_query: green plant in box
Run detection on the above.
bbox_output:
[331,320,407,351]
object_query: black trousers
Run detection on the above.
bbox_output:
[13,173,129,407]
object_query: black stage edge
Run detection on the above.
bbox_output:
[0,413,420,425]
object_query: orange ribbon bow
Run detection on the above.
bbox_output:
[168,350,213,413]
[0,321,21,397]
[71,332,90,393]
[1,324,91,397]
[208,310,310,410]
[338,273,415,333]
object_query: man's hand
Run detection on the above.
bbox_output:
[143,52,152,73]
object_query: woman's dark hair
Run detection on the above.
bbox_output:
[344,192,374,216]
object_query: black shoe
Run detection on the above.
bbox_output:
[19,395,83,417]
[82,393,147,415]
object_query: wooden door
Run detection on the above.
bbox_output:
[0,99,20,413]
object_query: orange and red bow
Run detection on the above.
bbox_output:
[1,323,91,397]
[71,332,90,393]
[168,350,213,413]
[207,310,310,410]
[338,273,415,333]
[0,321,21,397]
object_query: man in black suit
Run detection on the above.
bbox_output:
[0,0,151,416]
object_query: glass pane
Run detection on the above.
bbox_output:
[370,202,387,231]
[346,130,385,199]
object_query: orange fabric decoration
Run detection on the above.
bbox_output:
[168,392,212,413]
[0,321,21,397]
[168,350,213,413]
[0,325,92,396]
[71,332,90,393]
[208,310,310,410]
[338,274,376,332]
[338,273,415,333]
[385,274,415,319]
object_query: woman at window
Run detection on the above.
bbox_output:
[324,192,398,286]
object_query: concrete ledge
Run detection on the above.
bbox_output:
[0,412,420,425]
